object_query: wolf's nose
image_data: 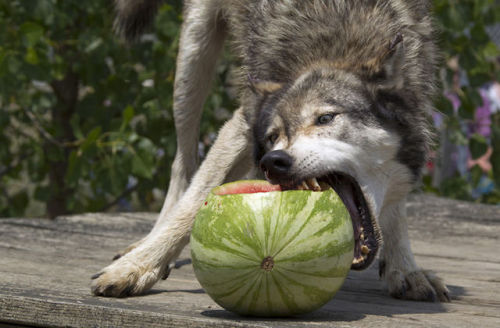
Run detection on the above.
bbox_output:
[260,150,293,180]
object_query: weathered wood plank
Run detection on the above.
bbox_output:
[0,195,499,327]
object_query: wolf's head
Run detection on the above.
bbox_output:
[252,36,432,270]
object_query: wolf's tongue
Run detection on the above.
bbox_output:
[332,180,359,222]
[329,179,364,266]
[336,183,357,217]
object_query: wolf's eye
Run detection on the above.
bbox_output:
[267,133,278,146]
[316,113,336,125]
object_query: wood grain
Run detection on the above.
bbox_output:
[0,195,499,327]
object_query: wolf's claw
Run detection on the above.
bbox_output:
[91,256,161,297]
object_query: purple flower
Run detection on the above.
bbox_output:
[445,92,461,113]
[471,88,492,138]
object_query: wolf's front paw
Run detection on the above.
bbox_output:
[380,261,450,302]
[91,256,161,297]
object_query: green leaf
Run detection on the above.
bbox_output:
[468,72,491,88]
[447,5,466,30]
[483,41,499,59]
[10,191,29,216]
[85,38,103,53]
[25,47,39,65]
[132,155,153,179]
[81,127,102,153]
[458,89,482,120]
[440,176,473,201]
[20,22,44,47]
[65,150,83,187]
[6,54,21,75]
[45,144,64,162]
[34,186,50,202]
[70,114,84,140]
[469,164,483,188]
[32,0,55,25]
[470,23,489,47]
[491,125,500,188]
[120,105,134,131]
[108,155,128,194]
[435,94,454,116]
[469,134,488,160]
[448,127,468,146]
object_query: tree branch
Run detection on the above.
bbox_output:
[99,183,139,212]
[99,170,161,212]
[22,107,63,146]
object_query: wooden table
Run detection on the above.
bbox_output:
[1,195,499,327]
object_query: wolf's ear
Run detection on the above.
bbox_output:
[248,74,284,95]
[364,32,405,92]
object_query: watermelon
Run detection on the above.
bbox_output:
[190,180,354,317]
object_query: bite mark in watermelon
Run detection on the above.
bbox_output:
[213,180,281,195]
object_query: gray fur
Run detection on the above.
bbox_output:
[92,0,449,303]
[228,0,437,179]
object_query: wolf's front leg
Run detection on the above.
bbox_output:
[111,1,227,260]
[378,199,450,302]
[91,108,254,297]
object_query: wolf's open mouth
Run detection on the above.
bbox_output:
[279,173,379,270]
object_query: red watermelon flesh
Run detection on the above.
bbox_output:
[213,180,281,195]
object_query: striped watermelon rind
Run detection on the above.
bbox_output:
[191,183,354,317]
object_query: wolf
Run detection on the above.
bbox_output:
[91,0,450,302]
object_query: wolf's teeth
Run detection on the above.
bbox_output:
[361,245,370,254]
[352,256,364,265]
[264,171,270,180]
[318,181,331,191]
[300,181,309,190]
[306,178,321,191]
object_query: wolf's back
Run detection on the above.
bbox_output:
[114,0,433,43]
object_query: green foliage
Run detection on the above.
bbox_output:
[469,134,488,160]
[434,0,499,86]
[0,0,232,217]
[492,120,500,187]
[428,0,500,204]
[0,0,499,217]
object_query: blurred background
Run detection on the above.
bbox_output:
[0,0,499,218]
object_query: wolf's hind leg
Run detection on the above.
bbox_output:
[91,107,254,297]
[378,200,450,302]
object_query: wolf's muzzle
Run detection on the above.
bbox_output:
[260,150,293,181]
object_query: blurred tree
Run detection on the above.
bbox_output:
[0,0,499,218]
[428,0,500,203]
[0,0,234,217]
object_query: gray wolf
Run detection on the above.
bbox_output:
[91,0,450,302]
